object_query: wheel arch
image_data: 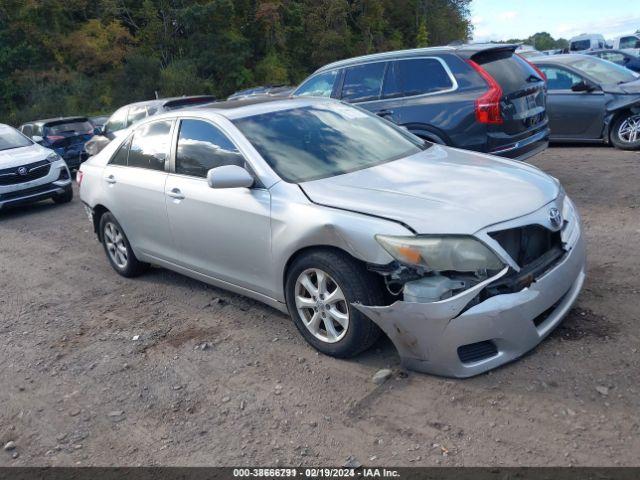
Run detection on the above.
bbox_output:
[282,245,367,297]
[403,123,451,145]
[92,204,110,240]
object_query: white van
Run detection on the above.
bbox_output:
[569,34,606,52]
[612,34,640,55]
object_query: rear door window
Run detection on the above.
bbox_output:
[340,62,386,102]
[127,120,173,171]
[294,70,339,98]
[473,51,541,94]
[599,52,625,64]
[175,119,244,178]
[396,58,453,96]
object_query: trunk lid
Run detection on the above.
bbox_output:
[471,48,547,136]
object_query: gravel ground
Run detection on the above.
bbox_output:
[0,145,639,467]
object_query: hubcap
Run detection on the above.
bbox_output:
[295,268,349,343]
[618,115,640,144]
[104,222,128,269]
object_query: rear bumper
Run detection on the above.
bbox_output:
[489,127,550,161]
[355,226,586,378]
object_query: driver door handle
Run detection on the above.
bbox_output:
[105,175,116,184]
[167,188,185,200]
[376,109,394,118]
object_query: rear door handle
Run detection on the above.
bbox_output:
[105,175,116,184]
[376,109,394,118]
[167,188,185,200]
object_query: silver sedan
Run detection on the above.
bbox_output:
[78,98,586,377]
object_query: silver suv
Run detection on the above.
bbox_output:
[0,124,72,210]
[79,98,585,378]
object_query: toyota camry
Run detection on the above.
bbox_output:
[78,98,586,377]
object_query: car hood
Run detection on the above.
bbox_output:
[0,143,50,170]
[299,145,560,234]
[602,78,640,94]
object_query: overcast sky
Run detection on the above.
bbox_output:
[471,0,640,42]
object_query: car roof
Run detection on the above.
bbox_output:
[123,95,215,109]
[22,116,90,126]
[570,33,605,41]
[530,54,593,65]
[313,43,518,73]
[168,97,338,121]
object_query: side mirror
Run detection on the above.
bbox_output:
[32,135,44,144]
[207,165,254,189]
[93,127,103,135]
[571,80,595,92]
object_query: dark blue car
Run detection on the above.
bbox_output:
[19,116,96,169]
[293,44,550,161]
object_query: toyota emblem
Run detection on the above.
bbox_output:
[17,166,28,176]
[549,207,562,229]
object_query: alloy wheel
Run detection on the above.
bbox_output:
[104,222,128,269]
[294,268,350,343]
[618,114,640,144]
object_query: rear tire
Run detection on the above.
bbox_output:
[99,212,149,278]
[52,185,73,204]
[610,113,640,150]
[285,249,384,358]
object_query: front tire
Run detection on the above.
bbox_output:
[285,249,384,358]
[99,212,149,277]
[52,185,73,204]
[610,113,640,150]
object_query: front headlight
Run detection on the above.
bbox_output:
[375,235,504,272]
[46,152,62,163]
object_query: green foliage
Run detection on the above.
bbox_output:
[0,0,472,125]
[416,18,429,47]
[505,32,569,51]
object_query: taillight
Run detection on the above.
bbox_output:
[516,53,547,81]
[47,135,65,142]
[76,170,83,186]
[466,59,503,125]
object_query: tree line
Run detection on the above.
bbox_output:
[0,0,472,125]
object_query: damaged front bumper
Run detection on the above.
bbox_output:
[355,230,586,378]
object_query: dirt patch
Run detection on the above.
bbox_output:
[1,146,639,467]
[555,308,617,341]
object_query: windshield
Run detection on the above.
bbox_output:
[570,57,639,84]
[233,103,425,183]
[0,125,33,151]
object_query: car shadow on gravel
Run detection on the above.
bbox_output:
[127,265,401,369]
[0,199,72,221]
